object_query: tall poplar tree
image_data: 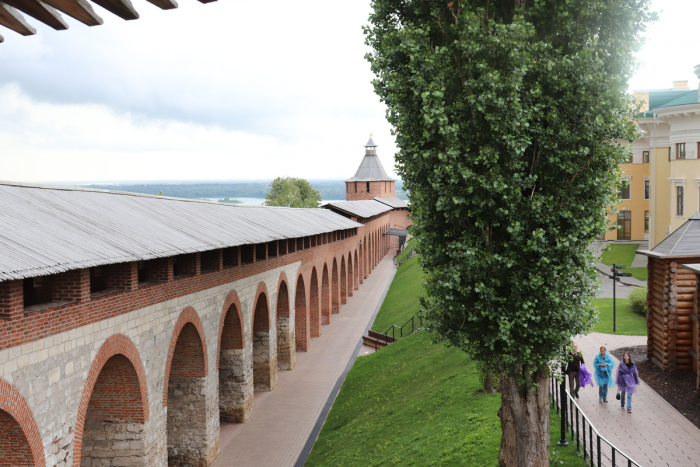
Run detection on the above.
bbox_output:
[365,1,653,465]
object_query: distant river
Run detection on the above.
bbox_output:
[204,198,345,206]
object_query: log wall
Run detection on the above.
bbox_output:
[647,257,700,375]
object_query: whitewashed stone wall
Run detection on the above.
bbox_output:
[0,261,299,467]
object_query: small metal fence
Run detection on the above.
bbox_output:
[550,374,642,467]
[371,311,424,351]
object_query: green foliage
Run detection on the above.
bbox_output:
[628,287,648,317]
[365,0,654,381]
[264,177,322,208]
[217,198,242,204]
[371,254,426,333]
[592,298,647,336]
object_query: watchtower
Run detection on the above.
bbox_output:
[344,137,395,201]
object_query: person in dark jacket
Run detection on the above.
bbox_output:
[616,352,640,413]
[565,342,585,399]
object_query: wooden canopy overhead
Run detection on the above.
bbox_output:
[0,0,215,42]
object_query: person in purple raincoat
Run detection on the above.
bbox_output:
[616,352,640,413]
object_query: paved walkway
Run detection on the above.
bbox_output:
[211,251,397,467]
[574,332,700,467]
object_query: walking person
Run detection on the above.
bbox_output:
[565,342,584,399]
[616,352,640,413]
[593,346,616,403]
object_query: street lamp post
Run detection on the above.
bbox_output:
[613,263,616,333]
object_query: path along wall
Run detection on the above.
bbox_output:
[0,214,395,467]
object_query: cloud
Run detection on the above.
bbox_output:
[0,83,398,181]
[0,0,383,136]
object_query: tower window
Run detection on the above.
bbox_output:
[366,182,370,193]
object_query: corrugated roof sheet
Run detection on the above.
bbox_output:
[0,181,362,281]
[657,90,699,109]
[373,196,408,208]
[345,155,394,182]
[639,213,700,257]
[384,228,408,236]
[638,89,699,117]
[323,200,393,218]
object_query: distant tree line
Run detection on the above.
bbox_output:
[85,180,407,201]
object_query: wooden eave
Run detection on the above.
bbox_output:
[0,0,212,39]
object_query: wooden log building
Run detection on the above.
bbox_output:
[638,213,700,394]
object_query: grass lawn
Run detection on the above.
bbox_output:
[306,253,587,466]
[395,237,416,264]
[598,243,648,281]
[592,298,647,336]
[370,255,425,333]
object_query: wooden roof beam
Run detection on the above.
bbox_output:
[0,2,37,35]
[40,0,102,26]
[144,0,176,10]
[90,0,138,20]
[3,0,68,30]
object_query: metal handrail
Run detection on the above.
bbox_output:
[550,374,642,467]
[372,311,424,351]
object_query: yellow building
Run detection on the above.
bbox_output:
[634,69,700,248]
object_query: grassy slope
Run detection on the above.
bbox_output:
[395,237,416,264]
[598,243,648,281]
[306,256,585,466]
[370,256,425,333]
[592,298,647,336]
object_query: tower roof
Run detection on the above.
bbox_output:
[346,138,395,182]
[639,213,700,258]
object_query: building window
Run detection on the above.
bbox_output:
[643,151,650,163]
[354,182,357,193]
[619,180,631,200]
[644,211,650,233]
[366,182,370,193]
[677,186,684,216]
[627,153,634,163]
[677,143,686,159]
[644,180,650,200]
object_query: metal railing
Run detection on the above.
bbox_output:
[371,311,424,351]
[550,373,642,467]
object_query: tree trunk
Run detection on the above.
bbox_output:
[498,368,550,467]
[484,372,494,394]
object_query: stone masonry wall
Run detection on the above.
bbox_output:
[0,261,299,467]
[0,211,402,467]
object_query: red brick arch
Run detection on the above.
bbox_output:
[252,281,271,341]
[276,272,290,319]
[73,334,149,466]
[163,307,208,407]
[217,290,245,370]
[0,379,45,467]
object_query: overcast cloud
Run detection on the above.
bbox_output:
[0,0,698,183]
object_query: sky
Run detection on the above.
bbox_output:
[0,0,698,184]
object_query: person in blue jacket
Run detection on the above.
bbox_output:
[593,346,616,403]
[616,352,640,413]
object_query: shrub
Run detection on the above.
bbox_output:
[628,287,648,316]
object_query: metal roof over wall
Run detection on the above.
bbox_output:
[0,182,362,281]
[373,196,408,209]
[323,200,393,219]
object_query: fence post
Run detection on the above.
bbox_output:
[557,366,569,446]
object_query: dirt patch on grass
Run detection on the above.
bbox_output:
[611,345,700,430]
